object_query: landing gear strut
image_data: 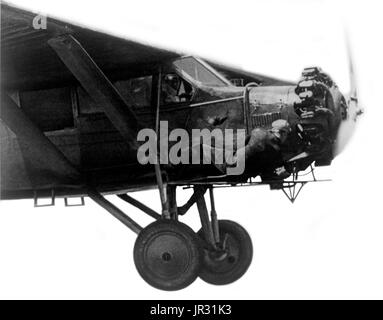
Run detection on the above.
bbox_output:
[90,184,252,290]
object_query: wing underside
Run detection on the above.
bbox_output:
[1,2,291,90]
[1,2,180,91]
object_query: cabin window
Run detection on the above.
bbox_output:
[115,76,152,108]
[19,87,74,132]
[161,73,193,104]
[78,76,152,115]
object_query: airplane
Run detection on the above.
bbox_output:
[0,2,362,291]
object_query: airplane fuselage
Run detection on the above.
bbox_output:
[0,57,346,200]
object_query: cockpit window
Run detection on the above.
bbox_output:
[173,57,229,87]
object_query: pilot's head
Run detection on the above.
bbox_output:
[163,74,179,90]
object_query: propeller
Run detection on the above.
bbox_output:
[334,34,363,155]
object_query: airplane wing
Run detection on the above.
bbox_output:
[1,2,290,91]
[1,2,180,91]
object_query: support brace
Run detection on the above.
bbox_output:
[195,186,217,249]
[209,187,220,244]
[88,189,142,234]
[118,194,161,220]
[153,67,170,218]
[0,94,142,234]
[167,185,178,220]
[48,34,140,149]
[0,93,81,186]
[178,186,208,215]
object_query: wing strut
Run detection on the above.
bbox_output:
[0,93,81,186]
[153,67,170,218]
[48,34,140,149]
[1,93,143,233]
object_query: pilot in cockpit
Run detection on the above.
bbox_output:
[162,73,193,104]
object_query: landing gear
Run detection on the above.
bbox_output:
[198,220,253,285]
[194,186,253,285]
[133,220,201,291]
[90,184,252,290]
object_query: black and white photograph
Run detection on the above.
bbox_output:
[0,0,382,302]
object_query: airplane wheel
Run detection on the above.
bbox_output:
[134,220,201,291]
[198,220,253,285]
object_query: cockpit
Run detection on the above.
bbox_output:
[160,56,232,104]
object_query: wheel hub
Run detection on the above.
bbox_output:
[204,233,241,274]
[145,232,191,278]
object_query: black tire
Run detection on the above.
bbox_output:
[198,220,253,285]
[134,220,201,291]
